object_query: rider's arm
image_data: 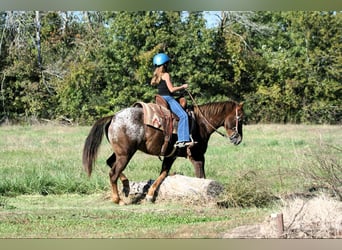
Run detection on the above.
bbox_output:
[162,73,188,93]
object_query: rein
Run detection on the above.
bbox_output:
[186,90,239,140]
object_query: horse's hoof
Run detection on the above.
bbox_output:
[113,198,127,206]
[145,195,154,203]
[112,197,126,205]
[112,198,120,204]
[118,200,126,206]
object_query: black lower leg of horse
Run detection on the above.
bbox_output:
[119,173,130,197]
[189,155,206,178]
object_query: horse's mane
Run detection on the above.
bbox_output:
[193,100,237,119]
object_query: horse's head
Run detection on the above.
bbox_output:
[224,102,244,145]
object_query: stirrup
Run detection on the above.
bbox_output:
[174,141,197,148]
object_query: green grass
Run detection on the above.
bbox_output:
[1,124,339,196]
[0,124,341,238]
[0,193,268,238]
[0,125,109,196]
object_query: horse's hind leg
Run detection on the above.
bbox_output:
[120,173,130,197]
[107,153,130,197]
[109,151,136,205]
[108,158,125,205]
[106,153,116,169]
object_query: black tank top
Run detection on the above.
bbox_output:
[158,79,172,96]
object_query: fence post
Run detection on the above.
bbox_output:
[271,213,284,238]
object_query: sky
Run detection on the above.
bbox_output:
[204,11,221,28]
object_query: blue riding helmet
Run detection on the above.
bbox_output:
[153,53,170,67]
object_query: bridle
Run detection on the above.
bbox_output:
[186,90,241,141]
[229,107,241,141]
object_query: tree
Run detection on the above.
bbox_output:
[0,11,42,120]
[0,11,340,124]
[284,11,341,124]
[242,11,341,124]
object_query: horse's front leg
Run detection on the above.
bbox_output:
[145,156,176,202]
[188,154,206,178]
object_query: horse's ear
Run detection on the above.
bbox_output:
[239,102,244,107]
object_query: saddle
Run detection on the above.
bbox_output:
[133,95,191,156]
[155,95,187,111]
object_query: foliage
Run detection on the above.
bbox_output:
[217,170,275,208]
[0,11,340,124]
[245,11,341,124]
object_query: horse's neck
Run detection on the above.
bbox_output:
[195,101,234,136]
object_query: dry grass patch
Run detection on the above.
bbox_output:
[282,193,342,238]
[223,193,342,238]
[298,144,342,200]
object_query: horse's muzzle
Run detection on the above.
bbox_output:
[229,132,242,145]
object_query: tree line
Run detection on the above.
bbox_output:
[0,11,340,125]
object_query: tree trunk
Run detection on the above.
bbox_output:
[123,174,224,203]
[35,11,42,69]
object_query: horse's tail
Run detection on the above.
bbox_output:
[82,115,113,177]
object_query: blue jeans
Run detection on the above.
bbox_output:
[162,95,190,142]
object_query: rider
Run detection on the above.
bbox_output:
[150,53,194,148]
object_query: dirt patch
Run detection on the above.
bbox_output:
[223,193,342,238]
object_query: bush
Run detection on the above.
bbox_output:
[217,170,276,208]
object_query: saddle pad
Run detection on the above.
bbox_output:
[133,102,178,134]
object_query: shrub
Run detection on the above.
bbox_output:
[217,170,276,208]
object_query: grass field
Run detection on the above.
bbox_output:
[0,124,341,238]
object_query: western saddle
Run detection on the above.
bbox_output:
[134,95,190,156]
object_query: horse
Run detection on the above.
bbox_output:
[82,99,244,205]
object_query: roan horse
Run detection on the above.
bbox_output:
[82,99,244,205]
